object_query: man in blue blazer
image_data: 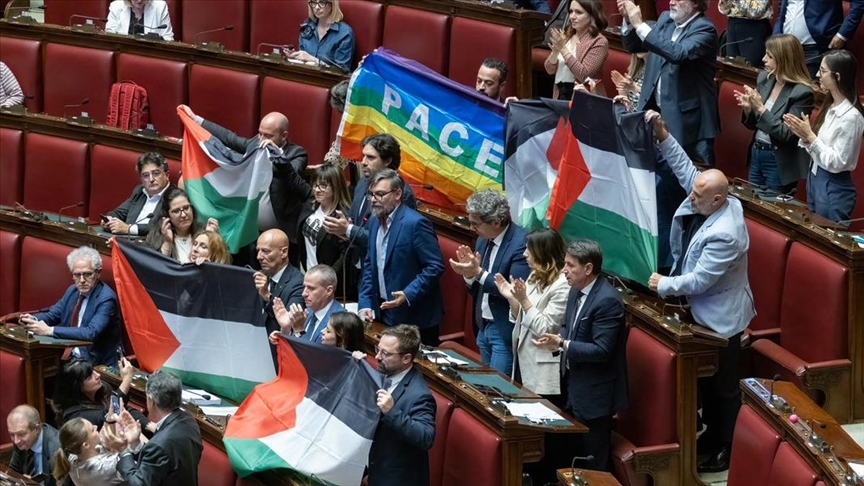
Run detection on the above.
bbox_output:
[775,0,864,75]
[647,112,755,473]
[620,0,720,167]
[450,190,529,375]
[367,325,436,486]
[269,264,345,344]
[358,169,444,346]
[534,239,628,472]
[21,246,121,366]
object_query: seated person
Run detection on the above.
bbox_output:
[20,246,122,366]
[189,230,232,265]
[102,152,174,236]
[513,0,551,13]
[53,418,125,486]
[105,0,174,41]
[7,405,60,486]
[0,61,24,107]
[51,358,150,431]
[144,187,219,264]
[289,0,356,73]
[475,58,508,102]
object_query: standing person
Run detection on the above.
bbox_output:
[289,0,356,73]
[254,229,305,362]
[774,0,864,76]
[718,0,773,67]
[268,264,345,344]
[647,111,755,473]
[784,49,864,224]
[103,152,173,236]
[105,0,174,40]
[736,34,815,195]
[7,405,61,486]
[544,0,609,100]
[611,51,648,108]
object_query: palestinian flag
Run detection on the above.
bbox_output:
[224,336,380,485]
[504,98,571,230]
[178,108,272,253]
[112,238,276,403]
[548,92,658,283]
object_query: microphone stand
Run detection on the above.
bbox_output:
[194,25,233,53]
[136,23,168,41]
[69,14,107,34]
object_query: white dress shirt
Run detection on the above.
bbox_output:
[781,0,817,45]
[801,98,864,173]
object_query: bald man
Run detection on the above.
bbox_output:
[646,111,755,473]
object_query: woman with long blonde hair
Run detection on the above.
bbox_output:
[53,418,124,486]
[288,0,356,73]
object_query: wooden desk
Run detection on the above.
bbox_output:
[557,468,622,486]
[0,207,113,255]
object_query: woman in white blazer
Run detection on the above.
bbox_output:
[495,228,570,399]
[105,0,174,41]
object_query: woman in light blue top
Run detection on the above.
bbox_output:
[288,0,356,73]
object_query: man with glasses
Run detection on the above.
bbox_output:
[357,169,444,345]
[103,151,174,236]
[367,324,436,486]
[20,246,122,366]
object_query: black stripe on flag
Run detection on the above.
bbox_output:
[504,98,571,159]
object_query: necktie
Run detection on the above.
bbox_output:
[21,448,35,476]
[305,313,319,341]
[474,241,496,331]
[382,376,392,391]
[568,291,585,341]
[61,294,84,360]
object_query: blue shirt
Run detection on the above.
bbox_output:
[299,18,356,73]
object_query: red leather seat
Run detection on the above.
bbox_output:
[0,36,42,112]
[436,235,470,344]
[0,350,25,443]
[744,219,791,340]
[88,145,144,221]
[260,77,331,166]
[116,53,188,138]
[716,80,751,180]
[23,133,89,217]
[0,128,23,206]
[341,0,385,65]
[0,231,22,316]
[448,17,516,99]
[189,65,260,137]
[766,442,818,486]
[429,390,455,486]
[601,48,633,101]
[182,0,248,52]
[164,0,181,40]
[382,6,450,74]
[249,0,308,54]
[727,404,781,486]
[706,2,728,34]
[43,0,109,27]
[19,237,76,311]
[852,137,864,231]
[442,408,501,486]
[199,441,237,486]
[43,44,115,123]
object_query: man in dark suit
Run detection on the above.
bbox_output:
[368,324,436,486]
[449,189,529,375]
[7,405,60,486]
[775,0,864,75]
[619,0,720,167]
[102,151,173,236]
[534,239,628,472]
[116,370,203,486]
[21,246,122,366]
[269,264,345,344]
[358,170,444,346]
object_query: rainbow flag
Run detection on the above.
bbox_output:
[337,48,506,208]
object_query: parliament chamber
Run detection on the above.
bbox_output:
[1,0,863,485]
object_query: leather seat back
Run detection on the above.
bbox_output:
[0,350,25,443]
[442,408,501,486]
[19,237,76,311]
[116,53,188,138]
[0,128,24,206]
[601,48,633,106]
[382,6,450,74]
[88,145,148,221]
[199,441,238,486]
[182,0,248,52]
[189,65,260,137]
[745,219,791,332]
[429,390,455,486]
[260,77,331,166]
[43,44,115,123]
[0,36,42,112]
[727,404,781,486]
[249,0,308,53]
[716,80,751,181]
[23,133,89,217]
[448,17,516,99]
[0,231,22,316]
[436,235,470,342]
[341,0,385,67]
[766,442,818,486]
[43,0,109,27]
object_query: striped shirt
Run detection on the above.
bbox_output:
[0,62,24,108]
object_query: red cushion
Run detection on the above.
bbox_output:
[0,231,22,316]
[0,128,23,206]
[0,350,25,443]
[165,0,181,40]
[116,53,188,138]
[727,405,781,486]
[189,65,260,137]
[19,237,76,311]
[341,0,385,65]
[705,2,728,34]
[199,441,237,486]
[601,48,633,101]
[43,44,115,123]
[88,145,145,221]
[745,219,791,332]
[260,77,331,166]
[767,442,818,486]
[716,81,751,181]
[23,133,89,217]
[0,36,42,112]
[43,0,109,27]
[249,0,308,54]
[779,243,848,362]
[436,235,469,341]
[442,408,501,486]
[429,390,454,486]
[182,0,249,52]
[448,17,516,99]
[382,6,450,74]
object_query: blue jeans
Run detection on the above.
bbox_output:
[807,166,857,224]
[749,144,798,195]
[476,320,514,375]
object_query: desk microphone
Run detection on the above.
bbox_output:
[256,42,288,62]
[69,14,108,26]
[58,202,85,223]
[718,36,754,60]
[63,98,90,120]
[135,22,168,40]
[194,24,233,45]
[769,373,781,400]
[568,454,594,486]
[316,52,346,73]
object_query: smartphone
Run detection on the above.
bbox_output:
[100,214,110,223]
[285,43,296,53]
[111,394,121,413]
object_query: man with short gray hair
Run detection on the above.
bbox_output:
[20,246,121,366]
[7,404,60,486]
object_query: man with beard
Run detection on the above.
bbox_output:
[475,58,508,101]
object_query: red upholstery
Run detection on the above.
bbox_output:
[43,44,115,123]
[436,235,470,343]
[182,0,248,52]
[727,405,781,486]
[199,441,237,486]
[0,231,22,316]
[706,2,728,34]
[744,219,790,336]
[43,0,109,27]
[341,0,385,65]
[601,48,633,101]
[116,53,188,138]
[448,17,516,99]
[88,145,148,220]
[716,80,750,181]
[249,0,308,53]
[853,139,864,231]
[23,133,89,217]
[766,442,818,486]
[442,408,501,486]
[602,1,622,28]
[429,390,455,486]
[189,65,260,136]
[382,6,450,74]
[260,77,331,166]
[0,350,25,443]
[164,0,182,40]
[0,36,42,112]
[0,128,23,206]
[19,237,75,311]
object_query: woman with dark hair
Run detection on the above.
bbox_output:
[144,187,218,263]
[784,49,864,223]
[320,311,366,352]
[51,358,150,431]
[53,418,124,486]
[544,0,609,99]
[494,228,570,400]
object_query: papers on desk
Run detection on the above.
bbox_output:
[200,405,239,417]
[504,402,565,423]
[849,462,864,477]
[422,349,469,366]
[182,389,221,406]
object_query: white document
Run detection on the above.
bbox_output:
[423,350,469,366]
[505,402,565,422]
[182,389,221,406]
[200,405,239,417]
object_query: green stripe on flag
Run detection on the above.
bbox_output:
[223,438,292,478]
[184,178,262,253]
[516,194,552,231]
[163,367,261,404]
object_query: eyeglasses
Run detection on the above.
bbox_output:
[375,345,406,358]
[367,189,396,200]
[72,271,97,281]
[169,204,192,216]
[308,1,331,8]
[140,169,164,181]
[313,183,331,191]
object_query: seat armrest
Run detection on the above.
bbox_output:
[751,339,807,376]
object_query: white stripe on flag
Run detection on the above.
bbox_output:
[198,141,273,200]
[505,129,557,224]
